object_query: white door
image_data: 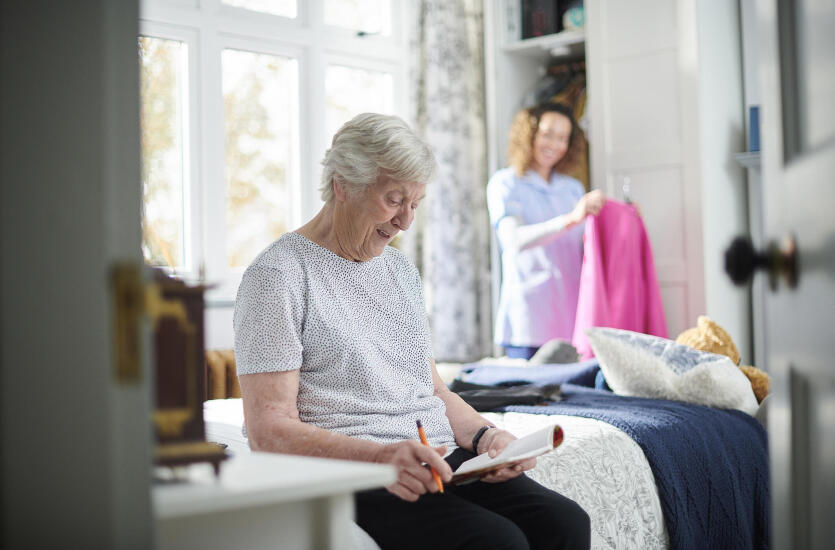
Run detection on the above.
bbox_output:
[585,0,752,342]
[1,0,153,547]
[755,0,835,548]
[586,0,703,339]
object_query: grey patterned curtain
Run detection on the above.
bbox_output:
[402,0,492,362]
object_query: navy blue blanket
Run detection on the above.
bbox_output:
[460,359,601,388]
[503,385,769,550]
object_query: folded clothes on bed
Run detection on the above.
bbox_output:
[504,385,769,550]
[448,379,562,411]
[457,358,601,388]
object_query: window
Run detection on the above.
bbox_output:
[325,64,394,143]
[222,0,297,18]
[323,0,391,35]
[139,36,189,269]
[139,0,405,300]
[222,49,298,268]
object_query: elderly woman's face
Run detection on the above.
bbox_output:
[531,111,572,173]
[337,177,425,261]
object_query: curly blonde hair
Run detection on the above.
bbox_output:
[507,102,586,177]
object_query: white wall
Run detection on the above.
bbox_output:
[738,0,767,366]
[206,304,236,350]
[740,0,761,139]
[693,0,751,362]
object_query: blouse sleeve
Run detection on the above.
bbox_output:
[487,170,525,228]
[233,261,306,375]
[568,176,586,203]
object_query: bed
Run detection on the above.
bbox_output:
[202,351,769,550]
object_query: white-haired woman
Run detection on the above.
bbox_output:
[234,113,590,550]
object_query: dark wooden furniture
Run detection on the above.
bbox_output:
[149,271,227,475]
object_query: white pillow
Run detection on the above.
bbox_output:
[586,327,759,416]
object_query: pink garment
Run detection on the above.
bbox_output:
[572,200,668,359]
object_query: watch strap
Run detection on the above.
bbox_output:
[472,425,493,455]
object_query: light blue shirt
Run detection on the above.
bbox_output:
[486,168,585,347]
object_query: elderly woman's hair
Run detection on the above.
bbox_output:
[507,102,585,177]
[319,113,437,202]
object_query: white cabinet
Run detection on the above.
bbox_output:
[484,0,750,354]
[154,453,396,550]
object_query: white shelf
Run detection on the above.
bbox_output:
[734,151,761,169]
[502,30,585,57]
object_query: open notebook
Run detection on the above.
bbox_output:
[450,423,564,485]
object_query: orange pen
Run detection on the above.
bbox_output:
[415,420,444,494]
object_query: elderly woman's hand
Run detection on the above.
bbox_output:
[375,440,453,502]
[570,189,606,224]
[477,428,537,483]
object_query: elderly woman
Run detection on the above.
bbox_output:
[234,113,590,550]
[487,102,606,360]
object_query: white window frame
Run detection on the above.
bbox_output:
[139,0,409,303]
[138,22,201,277]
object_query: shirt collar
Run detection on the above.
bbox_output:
[525,169,565,190]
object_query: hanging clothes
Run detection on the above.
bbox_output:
[572,200,668,359]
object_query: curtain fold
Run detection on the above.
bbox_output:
[404,0,492,362]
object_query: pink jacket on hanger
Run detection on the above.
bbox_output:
[572,200,668,359]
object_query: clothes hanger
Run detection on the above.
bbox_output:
[622,176,633,204]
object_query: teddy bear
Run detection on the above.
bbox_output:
[676,315,771,403]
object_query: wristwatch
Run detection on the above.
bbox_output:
[472,425,495,455]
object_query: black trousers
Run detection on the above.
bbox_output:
[355,448,590,550]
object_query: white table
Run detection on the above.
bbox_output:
[153,452,396,550]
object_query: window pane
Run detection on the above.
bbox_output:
[222,0,296,18]
[223,49,298,269]
[139,36,188,269]
[325,64,394,141]
[324,0,391,35]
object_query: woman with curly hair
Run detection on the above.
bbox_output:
[487,101,606,359]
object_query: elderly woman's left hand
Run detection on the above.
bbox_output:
[477,428,537,483]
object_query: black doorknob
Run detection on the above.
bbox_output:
[724,235,798,290]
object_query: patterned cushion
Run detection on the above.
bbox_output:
[586,327,758,415]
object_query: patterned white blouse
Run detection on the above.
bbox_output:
[234,232,457,449]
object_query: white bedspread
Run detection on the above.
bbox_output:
[204,398,249,455]
[204,400,669,550]
[483,412,668,550]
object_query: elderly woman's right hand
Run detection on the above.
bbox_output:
[570,189,606,224]
[375,440,453,502]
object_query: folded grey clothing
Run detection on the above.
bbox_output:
[448,379,562,411]
[529,339,580,364]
